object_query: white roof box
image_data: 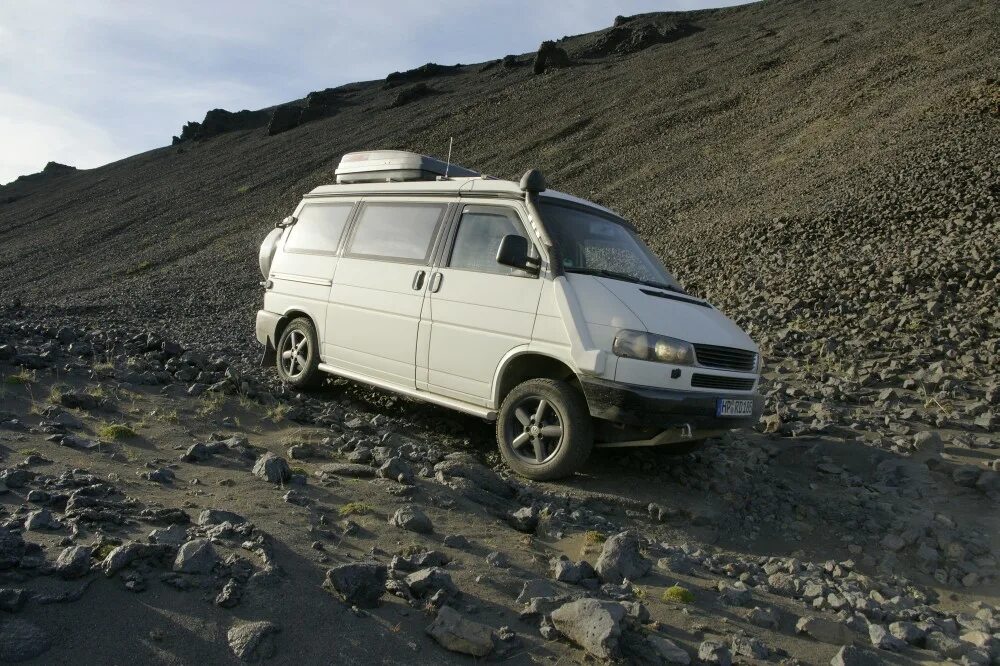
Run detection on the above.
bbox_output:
[335,150,479,184]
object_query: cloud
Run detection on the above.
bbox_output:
[0,0,752,184]
[0,92,124,184]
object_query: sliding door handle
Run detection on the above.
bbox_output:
[429,272,443,293]
[411,270,426,290]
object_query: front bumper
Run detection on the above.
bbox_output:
[580,376,764,431]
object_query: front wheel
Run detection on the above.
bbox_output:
[275,317,322,389]
[496,379,593,481]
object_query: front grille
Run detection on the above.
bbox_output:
[691,373,756,391]
[693,344,757,372]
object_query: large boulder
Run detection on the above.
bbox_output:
[550,598,626,660]
[267,105,302,136]
[54,546,91,579]
[533,41,572,74]
[173,539,218,574]
[389,505,433,534]
[323,562,387,608]
[426,606,494,657]
[253,453,291,484]
[595,532,650,583]
[0,619,52,662]
[227,621,280,662]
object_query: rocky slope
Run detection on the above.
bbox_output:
[0,0,998,663]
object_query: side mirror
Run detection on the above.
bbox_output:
[277,215,295,228]
[496,235,539,275]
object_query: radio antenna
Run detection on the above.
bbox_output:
[444,137,453,178]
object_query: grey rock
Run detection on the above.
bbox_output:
[646,635,691,664]
[23,509,58,531]
[0,619,51,662]
[197,509,246,526]
[323,562,387,608]
[173,539,217,574]
[486,551,509,568]
[227,621,280,662]
[377,457,414,484]
[888,621,925,645]
[797,616,854,644]
[830,645,881,666]
[913,430,943,451]
[748,606,780,629]
[550,598,626,660]
[718,581,752,607]
[595,532,650,583]
[442,534,469,549]
[509,506,539,533]
[405,567,457,598]
[215,579,242,608]
[0,527,26,570]
[731,635,769,659]
[551,556,596,584]
[252,453,291,484]
[0,589,29,613]
[389,505,433,534]
[869,623,905,651]
[54,545,91,579]
[318,462,375,478]
[698,640,732,666]
[516,579,559,605]
[148,524,189,546]
[142,468,175,483]
[426,605,494,657]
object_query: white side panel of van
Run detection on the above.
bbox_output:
[325,257,426,388]
[266,235,335,337]
[425,269,542,404]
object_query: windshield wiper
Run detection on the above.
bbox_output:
[564,267,684,293]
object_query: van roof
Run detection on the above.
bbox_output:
[305,178,620,217]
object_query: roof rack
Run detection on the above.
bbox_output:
[335,150,479,184]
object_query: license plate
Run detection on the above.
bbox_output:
[717,398,753,417]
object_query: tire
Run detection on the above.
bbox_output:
[661,438,706,455]
[274,317,322,389]
[496,378,593,481]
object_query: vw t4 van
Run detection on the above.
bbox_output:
[256,151,762,479]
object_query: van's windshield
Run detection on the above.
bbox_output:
[538,201,681,291]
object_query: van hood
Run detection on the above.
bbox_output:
[587,277,757,351]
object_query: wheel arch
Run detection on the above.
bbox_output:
[492,349,581,409]
[275,308,318,343]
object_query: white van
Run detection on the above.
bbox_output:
[256,151,762,480]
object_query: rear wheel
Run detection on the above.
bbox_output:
[275,317,321,389]
[496,378,593,480]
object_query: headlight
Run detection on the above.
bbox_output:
[612,330,694,365]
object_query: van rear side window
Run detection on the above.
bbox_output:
[285,203,354,254]
[347,202,446,263]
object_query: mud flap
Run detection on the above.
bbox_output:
[260,340,277,368]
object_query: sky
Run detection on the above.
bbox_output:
[0,1,749,185]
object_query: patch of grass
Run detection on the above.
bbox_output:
[584,530,606,545]
[85,385,108,399]
[662,585,695,604]
[98,422,138,441]
[338,501,373,517]
[289,466,307,476]
[47,384,67,404]
[92,543,117,560]
[196,392,226,417]
[395,543,424,557]
[235,185,250,194]
[154,408,180,423]
[265,403,292,423]
[238,394,256,411]
[93,361,115,376]
[3,369,35,386]
[18,448,42,457]
[127,259,154,274]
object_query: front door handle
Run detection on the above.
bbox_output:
[429,272,443,293]
[412,270,426,290]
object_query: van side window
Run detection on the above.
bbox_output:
[449,208,527,275]
[347,202,445,263]
[284,203,354,254]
